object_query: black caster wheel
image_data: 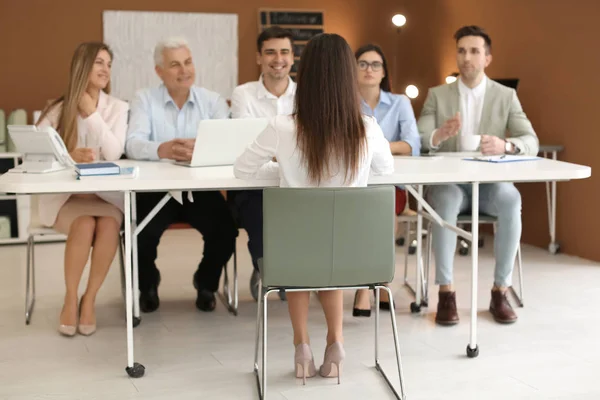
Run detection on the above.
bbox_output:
[395,237,405,247]
[466,345,479,358]
[478,238,484,248]
[421,299,429,307]
[125,362,146,378]
[133,317,141,328]
[410,302,421,313]
[458,247,469,256]
[408,245,417,255]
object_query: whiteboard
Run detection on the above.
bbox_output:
[102,10,238,102]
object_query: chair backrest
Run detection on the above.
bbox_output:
[0,109,6,152]
[262,186,395,288]
[7,109,27,153]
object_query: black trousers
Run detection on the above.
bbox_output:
[228,190,263,271]
[136,191,237,292]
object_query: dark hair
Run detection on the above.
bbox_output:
[355,44,392,92]
[257,26,294,53]
[454,25,492,54]
[294,33,366,185]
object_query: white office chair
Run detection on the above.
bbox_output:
[25,195,126,324]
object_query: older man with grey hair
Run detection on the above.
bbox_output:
[125,36,237,314]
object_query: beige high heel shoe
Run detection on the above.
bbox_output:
[58,303,77,337]
[77,323,96,336]
[319,342,345,384]
[58,324,77,337]
[77,296,96,336]
[294,343,317,385]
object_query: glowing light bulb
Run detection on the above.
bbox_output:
[392,14,406,27]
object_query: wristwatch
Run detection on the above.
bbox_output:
[504,140,518,155]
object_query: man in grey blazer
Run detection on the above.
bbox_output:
[418,25,539,326]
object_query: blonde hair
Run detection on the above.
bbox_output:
[36,42,113,151]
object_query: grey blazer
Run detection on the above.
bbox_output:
[418,78,539,156]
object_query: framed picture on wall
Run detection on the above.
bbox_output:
[258,8,324,79]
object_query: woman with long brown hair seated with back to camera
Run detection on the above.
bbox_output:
[36,42,128,337]
[234,33,394,383]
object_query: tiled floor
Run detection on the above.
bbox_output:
[1,229,599,399]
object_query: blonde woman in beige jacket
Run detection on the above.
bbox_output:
[36,42,128,337]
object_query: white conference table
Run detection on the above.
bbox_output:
[0,156,590,376]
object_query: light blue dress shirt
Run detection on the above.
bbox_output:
[361,91,421,156]
[125,84,229,160]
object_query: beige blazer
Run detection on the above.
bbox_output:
[418,79,539,156]
[36,91,129,228]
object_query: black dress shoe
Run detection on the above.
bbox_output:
[140,287,159,313]
[352,291,371,317]
[196,289,216,312]
[250,269,260,302]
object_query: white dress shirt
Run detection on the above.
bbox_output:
[457,75,487,148]
[430,75,487,150]
[234,115,394,187]
[230,75,296,118]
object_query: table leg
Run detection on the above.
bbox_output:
[132,192,141,327]
[124,191,145,377]
[467,183,479,358]
[411,185,425,313]
[549,151,559,254]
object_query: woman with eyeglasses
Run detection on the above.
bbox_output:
[353,44,421,317]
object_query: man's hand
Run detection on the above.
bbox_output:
[157,139,196,161]
[70,148,96,163]
[480,135,506,155]
[432,112,461,147]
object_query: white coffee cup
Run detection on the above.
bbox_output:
[459,135,481,152]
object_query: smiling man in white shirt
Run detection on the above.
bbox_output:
[229,26,296,301]
[418,25,539,326]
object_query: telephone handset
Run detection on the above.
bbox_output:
[48,128,76,167]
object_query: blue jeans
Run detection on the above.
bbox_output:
[426,183,522,287]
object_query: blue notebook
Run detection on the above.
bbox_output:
[76,166,138,180]
[75,162,120,176]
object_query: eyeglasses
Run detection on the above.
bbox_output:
[358,60,383,71]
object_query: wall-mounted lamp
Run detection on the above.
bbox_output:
[445,72,459,84]
[392,14,407,28]
[405,85,419,99]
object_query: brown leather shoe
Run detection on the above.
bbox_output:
[489,290,518,324]
[435,291,459,326]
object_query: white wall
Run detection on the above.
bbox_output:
[103,10,238,102]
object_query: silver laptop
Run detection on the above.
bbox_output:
[175,118,269,167]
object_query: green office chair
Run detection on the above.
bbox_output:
[7,109,27,152]
[254,186,407,399]
[0,109,6,152]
